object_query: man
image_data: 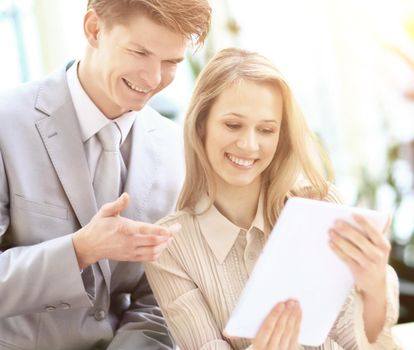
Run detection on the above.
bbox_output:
[0,1,211,349]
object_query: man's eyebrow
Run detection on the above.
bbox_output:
[128,42,152,55]
[127,42,184,63]
[168,57,185,63]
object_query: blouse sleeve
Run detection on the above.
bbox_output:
[315,186,401,349]
[327,265,401,350]
[144,217,233,350]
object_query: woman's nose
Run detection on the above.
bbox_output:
[236,130,259,152]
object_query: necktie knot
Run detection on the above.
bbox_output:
[97,122,121,152]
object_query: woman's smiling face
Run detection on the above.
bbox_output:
[204,79,283,192]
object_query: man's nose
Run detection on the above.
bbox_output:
[141,60,162,89]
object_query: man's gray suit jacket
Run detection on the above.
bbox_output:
[0,62,185,350]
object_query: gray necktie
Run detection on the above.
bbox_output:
[93,122,123,208]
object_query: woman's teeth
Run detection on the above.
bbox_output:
[226,153,255,167]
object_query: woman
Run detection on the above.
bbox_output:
[145,48,399,349]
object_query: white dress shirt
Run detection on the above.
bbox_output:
[66,61,136,189]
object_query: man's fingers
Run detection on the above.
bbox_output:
[125,220,180,238]
[168,223,182,235]
[129,241,171,262]
[93,205,180,262]
[99,192,129,218]
[133,242,169,257]
[129,233,171,247]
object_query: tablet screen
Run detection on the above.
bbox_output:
[225,197,388,346]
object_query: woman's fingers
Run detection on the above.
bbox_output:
[267,302,291,348]
[253,300,301,350]
[331,217,391,265]
[275,301,301,350]
[289,305,302,350]
[329,215,391,295]
[329,229,369,266]
[331,221,376,258]
[352,214,385,246]
[254,302,285,348]
[329,235,362,276]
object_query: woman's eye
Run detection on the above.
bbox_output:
[260,128,275,134]
[225,123,241,130]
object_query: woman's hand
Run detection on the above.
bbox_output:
[328,213,391,297]
[252,300,302,350]
[329,214,392,342]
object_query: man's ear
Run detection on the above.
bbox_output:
[84,9,101,48]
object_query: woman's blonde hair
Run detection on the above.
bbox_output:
[177,48,333,227]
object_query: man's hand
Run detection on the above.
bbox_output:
[72,193,180,269]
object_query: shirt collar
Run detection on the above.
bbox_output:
[195,192,266,264]
[66,61,136,144]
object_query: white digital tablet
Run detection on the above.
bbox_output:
[224,197,388,346]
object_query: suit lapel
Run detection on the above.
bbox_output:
[122,112,159,223]
[35,104,97,227]
[34,66,111,291]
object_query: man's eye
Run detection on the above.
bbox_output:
[132,50,146,56]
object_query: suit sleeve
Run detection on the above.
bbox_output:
[0,148,93,318]
[0,148,10,240]
[106,273,175,350]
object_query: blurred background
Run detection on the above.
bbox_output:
[2,0,414,343]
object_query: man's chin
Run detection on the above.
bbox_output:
[129,96,152,111]
[129,102,147,112]
[121,100,146,112]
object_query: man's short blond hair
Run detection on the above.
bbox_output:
[87,0,211,47]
